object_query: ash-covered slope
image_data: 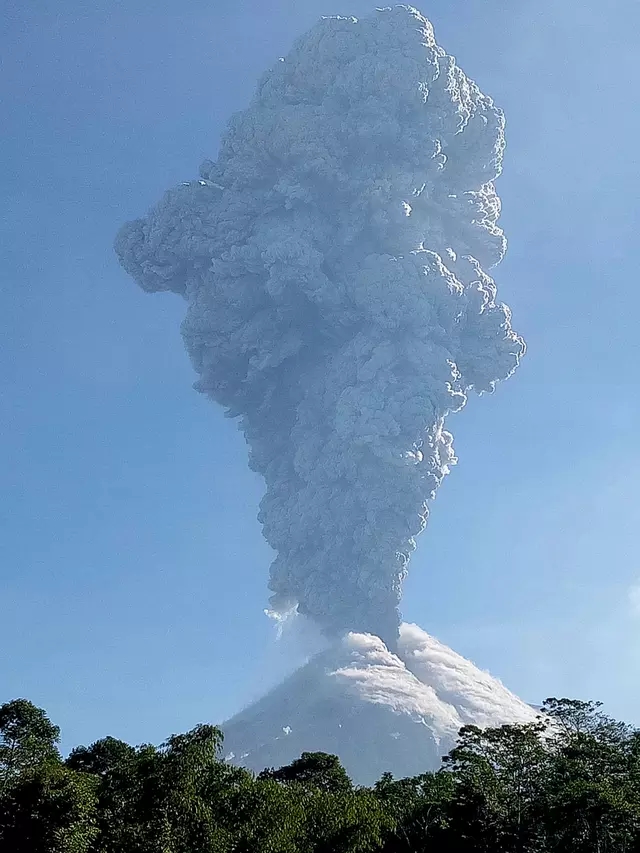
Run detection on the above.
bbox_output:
[222,623,538,784]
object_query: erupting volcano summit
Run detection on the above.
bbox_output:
[116,5,530,777]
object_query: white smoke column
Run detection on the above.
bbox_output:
[115,6,524,646]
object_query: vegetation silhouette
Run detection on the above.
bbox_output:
[1,696,639,851]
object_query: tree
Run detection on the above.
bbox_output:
[258,752,353,794]
[301,788,392,853]
[441,720,551,853]
[225,777,305,853]
[0,699,61,794]
[541,699,640,852]
[256,753,392,852]
[2,694,639,852]
[148,723,237,852]
[0,765,98,853]
[66,736,137,777]
[66,736,152,853]
[374,771,453,852]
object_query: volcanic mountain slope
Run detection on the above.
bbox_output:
[221,624,539,785]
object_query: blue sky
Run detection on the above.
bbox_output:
[2,0,639,755]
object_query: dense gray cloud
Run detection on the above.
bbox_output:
[115,6,524,645]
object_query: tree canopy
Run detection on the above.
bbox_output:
[0,696,638,852]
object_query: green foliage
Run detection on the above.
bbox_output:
[300,787,392,853]
[0,765,98,853]
[374,770,454,850]
[0,698,61,792]
[1,696,640,852]
[442,720,551,851]
[540,698,640,852]
[66,736,137,776]
[258,751,354,793]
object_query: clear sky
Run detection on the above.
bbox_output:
[2,0,639,755]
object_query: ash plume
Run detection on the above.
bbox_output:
[115,6,524,646]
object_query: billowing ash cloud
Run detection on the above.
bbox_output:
[115,6,524,645]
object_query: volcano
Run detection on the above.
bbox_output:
[221,623,538,785]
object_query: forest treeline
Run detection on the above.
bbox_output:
[1,696,639,852]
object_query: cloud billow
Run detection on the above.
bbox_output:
[115,6,524,646]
